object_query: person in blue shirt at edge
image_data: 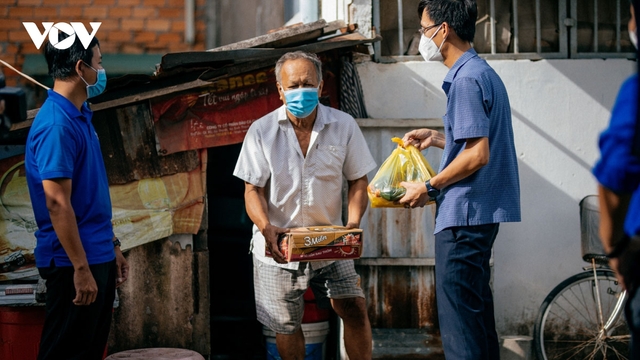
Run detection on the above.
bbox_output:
[233,51,375,359]
[398,0,521,359]
[594,1,640,357]
[25,32,129,360]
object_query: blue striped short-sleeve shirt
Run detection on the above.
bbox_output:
[434,49,521,234]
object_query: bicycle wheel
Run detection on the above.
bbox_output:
[534,269,630,360]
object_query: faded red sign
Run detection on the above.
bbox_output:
[150,67,282,155]
[150,56,341,156]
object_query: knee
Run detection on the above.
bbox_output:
[332,297,368,323]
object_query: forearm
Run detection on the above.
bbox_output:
[244,183,271,232]
[427,130,446,149]
[430,137,488,189]
[431,149,488,190]
[598,185,631,253]
[49,205,89,270]
[347,176,369,227]
[402,128,446,150]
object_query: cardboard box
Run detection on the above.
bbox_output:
[266,226,363,262]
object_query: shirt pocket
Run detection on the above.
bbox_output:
[312,145,346,180]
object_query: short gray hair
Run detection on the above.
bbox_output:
[274,51,323,84]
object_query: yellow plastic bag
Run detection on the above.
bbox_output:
[367,137,436,208]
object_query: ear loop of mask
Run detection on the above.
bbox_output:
[434,25,447,54]
[79,61,97,86]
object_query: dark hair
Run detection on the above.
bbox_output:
[275,51,322,84]
[44,32,100,80]
[417,0,477,42]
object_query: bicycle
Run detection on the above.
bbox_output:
[533,195,631,360]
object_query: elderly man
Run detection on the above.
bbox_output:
[234,51,374,359]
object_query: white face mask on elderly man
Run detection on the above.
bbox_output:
[419,24,447,62]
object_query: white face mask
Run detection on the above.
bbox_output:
[630,29,638,49]
[419,24,446,62]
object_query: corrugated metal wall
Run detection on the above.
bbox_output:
[93,102,211,356]
[356,119,443,330]
[109,237,210,356]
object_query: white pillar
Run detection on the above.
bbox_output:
[300,0,319,23]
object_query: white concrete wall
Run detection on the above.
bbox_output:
[218,0,285,46]
[355,58,637,336]
[321,0,373,38]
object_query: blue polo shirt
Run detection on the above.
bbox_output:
[25,90,115,268]
[434,48,521,234]
[593,74,640,237]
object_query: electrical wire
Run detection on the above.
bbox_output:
[0,59,50,90]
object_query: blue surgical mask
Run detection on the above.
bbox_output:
[80,63,107,99]
[283,87,319,118]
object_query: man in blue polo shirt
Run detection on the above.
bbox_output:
[399,0,521,359]
[594,2,640,356]
[25,33,129,360]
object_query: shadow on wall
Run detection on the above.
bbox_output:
[544,59,636,113]
[512,108,592,172]
[358,61,449,120]
[493,159,587,336]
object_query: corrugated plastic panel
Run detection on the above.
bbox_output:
[355,119,444,329]
[359,121,443,259]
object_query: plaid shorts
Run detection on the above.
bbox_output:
[253,256,364,334]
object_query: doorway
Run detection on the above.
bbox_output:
[208,144,264,359]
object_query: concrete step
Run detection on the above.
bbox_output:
[372,328,445,359]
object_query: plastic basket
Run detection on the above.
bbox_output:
[263,321,329,360]
[580,195,608,263]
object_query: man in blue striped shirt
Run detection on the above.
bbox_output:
[400,1,521,359]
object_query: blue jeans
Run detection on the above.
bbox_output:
[626,284,640,358]
[435,224,500,360]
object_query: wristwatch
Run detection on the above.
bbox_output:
[113,238,122,248]
[425,179,440,198]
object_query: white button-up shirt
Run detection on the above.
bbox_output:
[233,104,376,270]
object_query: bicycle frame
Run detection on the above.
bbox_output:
[588,258,628,341]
